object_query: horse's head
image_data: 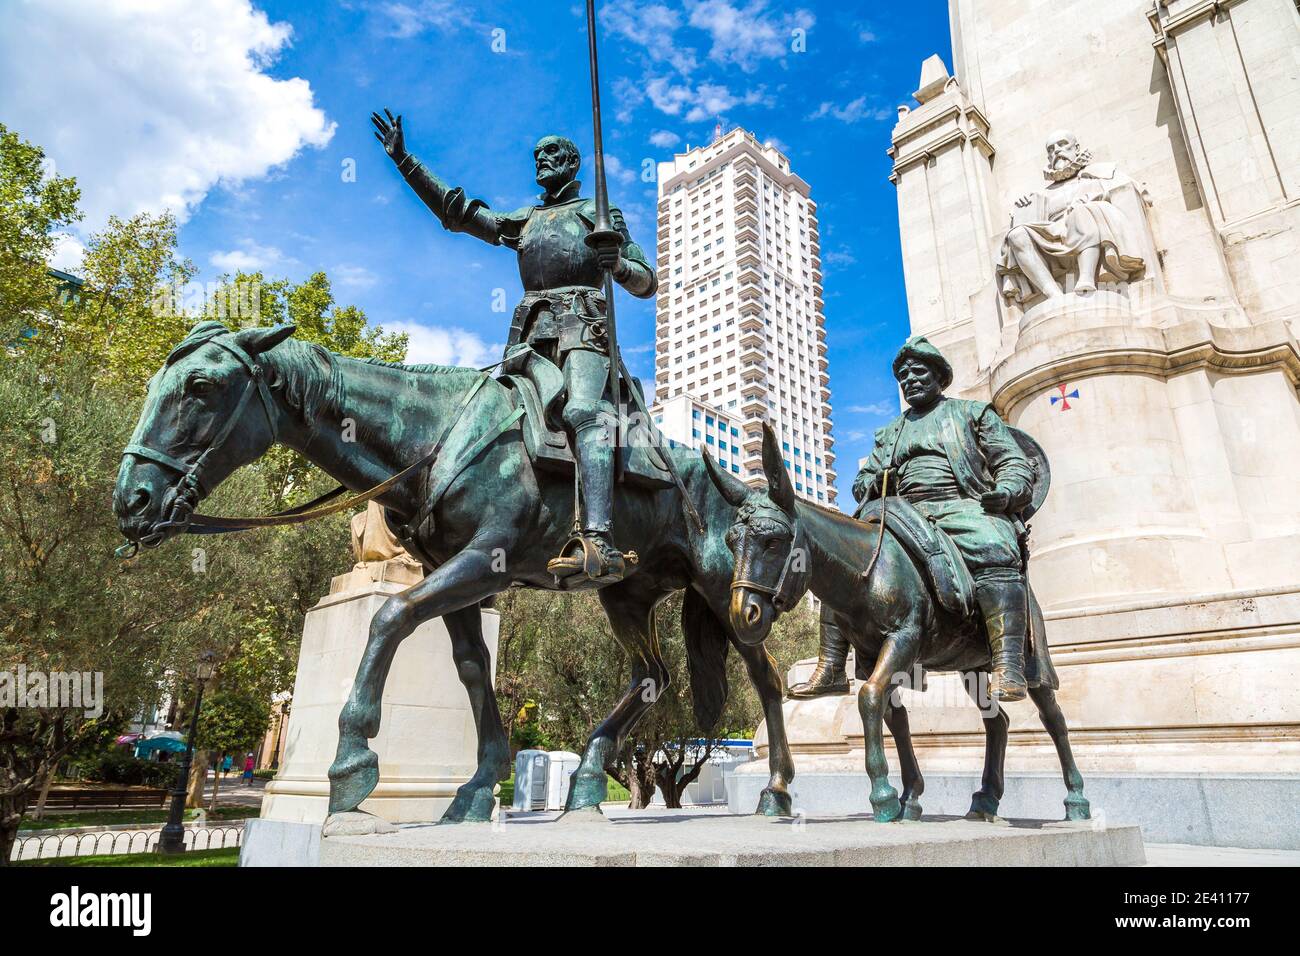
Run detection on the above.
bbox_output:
[703,422,810,645]
[113,321,297,550]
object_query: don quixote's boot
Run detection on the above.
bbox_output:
[977,578,1028,702]
[548,420,636,586]
[788,609,851,699]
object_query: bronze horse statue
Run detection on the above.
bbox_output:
[113,321,797,823]
[704,424,1090,824]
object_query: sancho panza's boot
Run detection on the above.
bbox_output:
[976,578,1028,702]
[787,607,851,699]
[548,419,635,585]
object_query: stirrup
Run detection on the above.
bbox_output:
[988,667,1027,702]
[787,667,850,700]
[548,533,637,586]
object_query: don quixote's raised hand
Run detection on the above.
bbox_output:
[371,108,406,163]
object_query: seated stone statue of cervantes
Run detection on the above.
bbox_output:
[998,129,1147,302]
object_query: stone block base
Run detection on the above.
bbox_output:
[315,809,1145,867]
[727,765,1300,850]
[239,818,322,867]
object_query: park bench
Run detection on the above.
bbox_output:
[41,788,169,810]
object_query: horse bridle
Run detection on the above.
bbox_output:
[118,328,524,557]
[731,503,804,612]
[121,329,281,545]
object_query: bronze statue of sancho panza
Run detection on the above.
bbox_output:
[372,112,657,584]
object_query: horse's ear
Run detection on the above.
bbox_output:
[702,447,749,507]
[234,323,297,356]
[760,422,796,514]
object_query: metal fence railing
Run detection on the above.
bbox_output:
[11,824,244,863]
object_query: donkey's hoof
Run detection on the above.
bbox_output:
[870,785,902,823]
[756,788,793,817]
[440,781,496,824]
[327,749,380,813]
[901,798,923,821]
[1064,794,1091,821]
[564,770,609,812]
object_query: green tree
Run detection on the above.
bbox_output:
[195,690,271,810]
[0,123,81,342]
[494,588,818,809]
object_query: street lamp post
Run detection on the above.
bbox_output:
[158,652,216,855]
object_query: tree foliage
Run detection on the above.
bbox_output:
[0,123,409,859]
[494,588,818,808]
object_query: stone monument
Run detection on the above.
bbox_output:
[242,504,498,866]
[735,0,1300,850]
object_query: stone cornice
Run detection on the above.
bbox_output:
[990,315,1300,414]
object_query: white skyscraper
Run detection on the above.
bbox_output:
[650,128,836,505]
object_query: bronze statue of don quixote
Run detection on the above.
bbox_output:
[112,1,1089,831]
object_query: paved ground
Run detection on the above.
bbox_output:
[1143,843,1300,866]
[206,770,267,808]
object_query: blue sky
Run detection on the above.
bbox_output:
[4,0,953,508]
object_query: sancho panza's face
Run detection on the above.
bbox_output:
[534,136,580,193]
[897,357,945,411]
[1045,129,1080,173]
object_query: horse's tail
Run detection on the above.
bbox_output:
[682,588,730,733]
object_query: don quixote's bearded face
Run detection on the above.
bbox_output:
[534,135,580,193]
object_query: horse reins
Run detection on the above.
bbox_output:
[860,467,891,585]
[117,332,523,557]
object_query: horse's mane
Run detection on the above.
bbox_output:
[268,339,481,423]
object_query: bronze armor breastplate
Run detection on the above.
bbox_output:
[516,202,604,292]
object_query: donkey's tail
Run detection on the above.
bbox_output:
[682,588,730,732]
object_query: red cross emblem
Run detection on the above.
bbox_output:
[1049,384,1080,410]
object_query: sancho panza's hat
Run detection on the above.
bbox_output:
[891,335,953,389]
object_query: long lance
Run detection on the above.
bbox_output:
[584,0,704,532]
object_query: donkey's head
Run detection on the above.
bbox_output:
[703,422,810,645]
[113,321,297,549]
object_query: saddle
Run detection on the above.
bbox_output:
[498,372,675,491]
[853,496,1059,690]
[856,496,976,619]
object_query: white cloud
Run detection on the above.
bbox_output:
[649,130,681,150]
[48,233,87,273]
[593,154,639,187]
[808,96,893,124]
[686,1,815,72]
[0,0,336,231]
[846,401,897,416]
[210,240,289,272]
[604,1,698,76]
[333,264,379,289]
[384,320,500,369]
[643,77,772,123]
[373,1,478,39]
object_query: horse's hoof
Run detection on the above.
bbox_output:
[901,798,923,821]
[564,771,609,812]
[756,788,793,817]
[870,785,901,823]
[327,748,380,813]
[964,810,1009,825]
[967,791,1000,819]
[440,782,496,824]
[1064,794,1091,821]
[322,810,395,838]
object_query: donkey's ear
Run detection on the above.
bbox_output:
[234,323,297,356]
[702,447,750,507]
[760,422,796,514]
